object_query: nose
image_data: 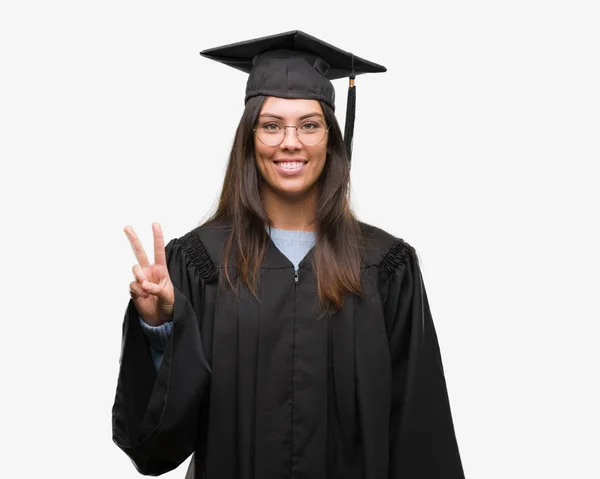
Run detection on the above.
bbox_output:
[279,126,302,150]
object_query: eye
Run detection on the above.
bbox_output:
[300,121,320,131]
[262,122,282,132]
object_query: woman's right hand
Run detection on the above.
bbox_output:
[124,222,175,326]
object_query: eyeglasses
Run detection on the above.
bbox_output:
[254,119,329,147]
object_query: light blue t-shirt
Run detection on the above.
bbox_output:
[139,226,317,370]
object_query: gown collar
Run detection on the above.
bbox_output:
[262,230,317,270]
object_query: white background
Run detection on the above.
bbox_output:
[1,1,598,478]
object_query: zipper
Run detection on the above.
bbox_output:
[291,266,298,473]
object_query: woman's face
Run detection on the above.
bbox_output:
[254,97,328,200]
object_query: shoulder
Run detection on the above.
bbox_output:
[168,219,229,282]
[358,220,417,271]
[186,218,231,262]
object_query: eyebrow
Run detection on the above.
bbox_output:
[259,112,325,121]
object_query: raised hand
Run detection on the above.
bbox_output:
[124,222,175,326]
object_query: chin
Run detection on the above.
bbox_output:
[269,181,316,199]
[276,187,309,199]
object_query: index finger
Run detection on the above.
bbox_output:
[124,225,150,268]
[153,222,167,267]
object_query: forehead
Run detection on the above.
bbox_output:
[260,97,324,118]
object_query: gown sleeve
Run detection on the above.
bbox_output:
[380,241,465,478]
[112,234,213,476]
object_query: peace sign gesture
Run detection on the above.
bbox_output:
[124,222,175,326]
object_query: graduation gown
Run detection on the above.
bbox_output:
[112,220,465,478]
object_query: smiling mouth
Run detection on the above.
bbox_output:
[273,160,308,174]
[273,160,308,169]
[273,160,308,164]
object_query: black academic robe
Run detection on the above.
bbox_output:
[112,220,465,478]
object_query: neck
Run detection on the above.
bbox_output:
[261,186,318,232]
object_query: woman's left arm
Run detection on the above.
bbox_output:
[383,242,465,478]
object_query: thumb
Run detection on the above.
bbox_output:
[142,279,173,302]
[142,280,162,296]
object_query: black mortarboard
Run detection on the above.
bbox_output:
[200,30,386,165]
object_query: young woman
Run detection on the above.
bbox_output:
[112,30,465,479]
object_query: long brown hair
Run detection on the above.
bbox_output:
[201,95,365,314]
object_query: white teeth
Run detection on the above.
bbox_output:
[278,162,304,169]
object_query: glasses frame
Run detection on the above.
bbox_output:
[253,120,330,147]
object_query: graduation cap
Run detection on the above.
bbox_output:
[200,30,386,165]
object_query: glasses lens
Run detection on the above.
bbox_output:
[297,120,327,146]
[256,122,284,146]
